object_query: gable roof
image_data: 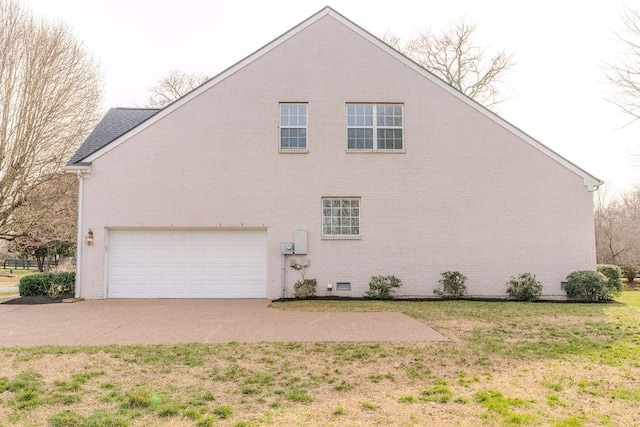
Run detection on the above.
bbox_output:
[66,107,159,166]
[65,6,602,190]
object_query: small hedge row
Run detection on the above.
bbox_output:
[19,272,75,297]
[293,266,623,302]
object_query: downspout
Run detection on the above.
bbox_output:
[281,254,287,299]
[74,170,84,298]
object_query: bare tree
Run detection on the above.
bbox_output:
[606,7,640,125]
[379,31,411,55]
[381,20,515,108]
[10,173,77,271]
[0,0,102,240]
[146,70,208,108]
[594,186,640,265]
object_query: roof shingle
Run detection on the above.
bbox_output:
[67,107,159,165]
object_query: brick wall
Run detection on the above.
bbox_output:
[77,14,596,299]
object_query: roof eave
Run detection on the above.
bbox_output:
[63,163,91,176]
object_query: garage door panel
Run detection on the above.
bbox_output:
[107,229,266,298]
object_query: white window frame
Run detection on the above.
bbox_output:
[321,197,361,239]
[346,103,404,152]
[279,103,308,153]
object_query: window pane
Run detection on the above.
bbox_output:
[377,104,402,127]
[322,198,360,236]
[376,106,386,126]
[356,105,364,125]
[347,105,357,126]
[280,119,307,149]
[347,104,373,127]
[280,104,307,129]
[348,128,373,149]
[347,129,356,149]
[394,105,403,126]
[377,128,403,150]
[364,109,372,126]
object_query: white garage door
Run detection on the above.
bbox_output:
[107,229,266,298]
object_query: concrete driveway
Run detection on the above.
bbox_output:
[0,299,447,346]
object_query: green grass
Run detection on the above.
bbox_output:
[0,267,39,297]
[0,292,638,425]
[0,267,39,286]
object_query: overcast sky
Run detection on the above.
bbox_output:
[19,0,640,196]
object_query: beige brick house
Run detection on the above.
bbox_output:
[65,7,602,300]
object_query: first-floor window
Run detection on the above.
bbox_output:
[322,198,360,237]
[280,103,307,150]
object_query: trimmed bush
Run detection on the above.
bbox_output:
[366,275,402,300]
[434,271,467,299]
[564,270,619,301]
[597,264,623,291]
[293,278,317,298]
[621,264,638,287]
[19,272,75,297]
[505,273,542,301]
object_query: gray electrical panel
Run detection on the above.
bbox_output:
[280,242,294,255]
[294,230,308,254]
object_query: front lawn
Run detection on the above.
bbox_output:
[0,268,39,287]
[0,293,638,426]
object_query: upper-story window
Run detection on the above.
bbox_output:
[280,103,307,151]
[347,104,403,151]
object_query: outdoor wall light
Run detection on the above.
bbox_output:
[85,229,94,246]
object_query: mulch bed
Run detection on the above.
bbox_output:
[1,292,74,305]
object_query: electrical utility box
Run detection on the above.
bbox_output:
[280,242,294,255]
[294,230,308,254]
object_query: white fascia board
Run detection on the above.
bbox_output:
[327,10,603,191]
[82,7,332,164]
